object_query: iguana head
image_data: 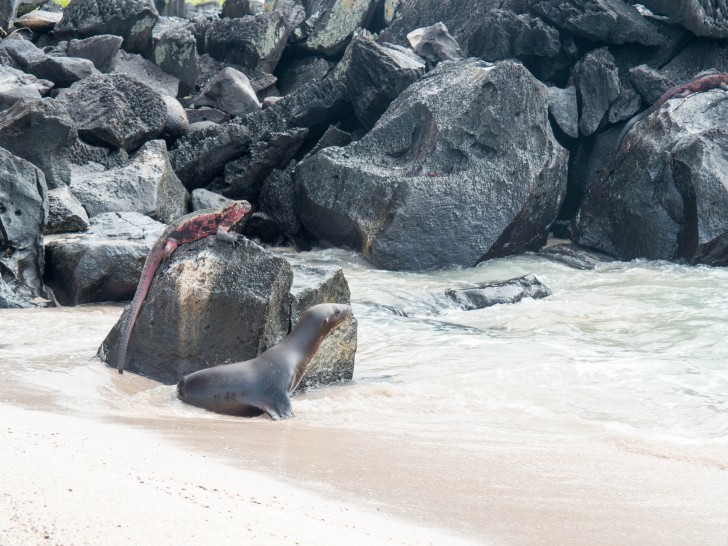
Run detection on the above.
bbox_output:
[221,200,252,227]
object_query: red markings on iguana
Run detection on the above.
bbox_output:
[117,200,252,374]
[618,72,728,150]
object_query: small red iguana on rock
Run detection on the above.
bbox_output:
[618,72,728,150]
[117,201,252,374]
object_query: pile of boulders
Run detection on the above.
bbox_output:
[3,0,728,379]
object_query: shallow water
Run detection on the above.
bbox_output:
[2,249,728,542]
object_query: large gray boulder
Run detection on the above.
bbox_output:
[295,59,568,271]
[574,47,620,137]
[0,147,53,308]
[192,67,261,117]
[110,50,179,98]
[152,26,198,96]
[45,186,90,235]
[286,264,356,389]
[406,22,465,67]
[66,35,124,73]
[296,0,379,57]
[97,236,294,383]
[70,140,189,223]
[57,74,166,151]
[44,212,165,306]
[0,65,52,111]
[639,0,728,39]
[0,39,98,88]
[55,0,159,57]
[573,88,728,266]
[345,36,425,129]
[0,98,77,189]
[204,11,288,73]
[531,0,664,45]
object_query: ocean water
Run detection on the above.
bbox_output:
[2,248,726,447]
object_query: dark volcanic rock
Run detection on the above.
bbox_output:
[277,57,330,96]
[295,60,568,271]
[66,35,124,73]
[55,0,159,57]
[191,188,231,211]
[345,36,424,129]
[110,50,179,97]
[286,263,357,389]
[639,0,728,39]
[296,0,379,57]
[629,64,674,105]
[161,95,189,138]
[97,236,293,383]
[193,67,261,117]
[1,0,20,33]
[0,146,53,308]
[467,9,561,62]
[13,9,62,32]
[444,274,551,310]
[57,74,166,151]
[44,212,165,306]
[574,47,620,137]
[0,98,76,189]
[45,186,90,235]
[1,39,98,87]
[547,85,579,139]
[531,0,664,45]
[155,0,185,17]
[573,88,728,266]
[0,66,52,110]
[185,107,231,125]
[69,140,189,223]
[222,0,255,18]
[259,163,301,240]
[204,11,288,73]
[406,22,464,67]
[152,26,198,95]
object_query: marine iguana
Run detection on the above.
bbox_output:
[117,200,252,374]
[618,72,728,149]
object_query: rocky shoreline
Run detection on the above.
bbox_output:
[2,0,728,383]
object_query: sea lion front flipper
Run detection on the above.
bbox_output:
[264,392,294,421]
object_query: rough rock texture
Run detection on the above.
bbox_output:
[0,65,52,111]
[277,57,330,96]
[574,47,620,137]
[259,163,301,240]
[155,0,185,17]
[345,36,424,129]
[204,11,288,73]
[531,0,664,45]
[547,85,579,139]
[468,9,561,62]
[0,98,77,189]
[44,212,165,306]
[296,0,379,57]
[97,236,294,383]
[45,186,90,235]
[406,22,464,67]
[193,67,261,117]
[57,74,166,151]
[191,188,231,211]
[55,0,159,57]
[70,140,189,223]
[286,264,356,389]
[296,60,568,271]
[1,39,98,88]
[66,35,124,73]
[639,0,728,39]
[152,26,198,95]
[170,122,251,190]
[223,126,307,200]
[573,88,728,265]
[185,107,231,125]
[222,0,254,18]
[111,50,179,98]
[68,139,129,170]
[0,147,53,308]
[443,274,551,311]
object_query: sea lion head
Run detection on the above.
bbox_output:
[300,303,353,337]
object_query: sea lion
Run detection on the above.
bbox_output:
[176,303,353,420]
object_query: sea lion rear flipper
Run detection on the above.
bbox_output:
[264,392,294,421]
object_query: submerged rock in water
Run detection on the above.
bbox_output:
[0,147,53,308]
[296,59,568,271]
[539,243,617,270]
[443,274,551,311]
